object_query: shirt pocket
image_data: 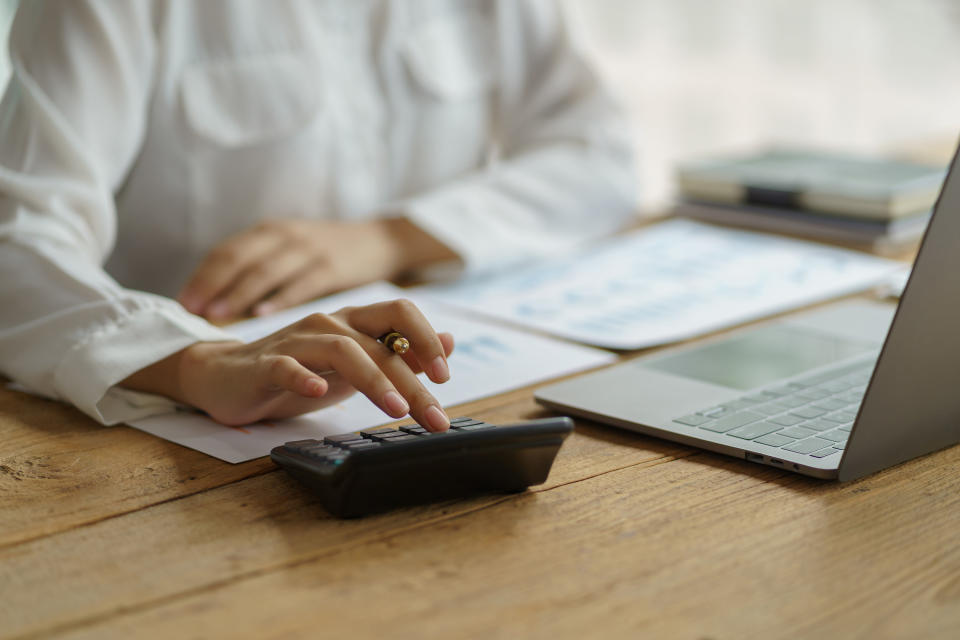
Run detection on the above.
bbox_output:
[398,11,495,183]
[179,53,321,148]
[400,11,495,102]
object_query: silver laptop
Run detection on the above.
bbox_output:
[536,145,960,481]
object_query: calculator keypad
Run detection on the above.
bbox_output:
[282,417,497,464]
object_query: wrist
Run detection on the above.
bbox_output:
[375,217,459,276]
[120,340,240,410]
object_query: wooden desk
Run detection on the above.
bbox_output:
[2,299,960,640]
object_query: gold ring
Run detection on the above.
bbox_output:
[379,331,410,355]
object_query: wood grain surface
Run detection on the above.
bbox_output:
[2,379,959,640]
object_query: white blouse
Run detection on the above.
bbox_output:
[0,0,636,425]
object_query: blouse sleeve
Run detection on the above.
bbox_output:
[401,0,638,274]
[0,1,233,425]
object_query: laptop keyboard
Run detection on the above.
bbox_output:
[673,359,875,461]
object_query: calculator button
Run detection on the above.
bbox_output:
[301,445,338,458]
[328,439,366,448]
[363,430,406,441]
[379,435,421,443]
[325,433,367,443]
[455,424,495,432]
[449,417,477,425]
[400,426,428,434]
[286,439,320,448]
[449,419,485,427]
[344,441,381,450]
[361,429,402,438]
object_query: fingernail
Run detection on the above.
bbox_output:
[383,391,409,417]
[207,302,229,319]
[425,405,449,432]
[307,378,326,396]
[254,303,275,316]
[430,356,449,382]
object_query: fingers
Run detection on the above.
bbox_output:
[286,333,413,421]
[178,229,283,317]
[263,355,329,398]
[209,252,314,320]
[343,299,450,384]
[292,313,452,431]
[399,331,454,374]
[254,269,333,317]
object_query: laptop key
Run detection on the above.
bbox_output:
[810,447,841,458]
[821,412,851,424]
[752,403,792,417]
[819,381,854,393]
[674,414,713,427]
[727,421,783,440]
[790,406,828,419]
[776,396,810,409]
[754,433,796,447]
[803,418,838,432]
[818,429,848,442]
[700,411,763,433]
[698,406,730,418]
[778,426,819,440]
[795,388,832,401]
[812,398,850,411]
[782,437,834,454]
[721,399,759,411]
[768,413,806,427]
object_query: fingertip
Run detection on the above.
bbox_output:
[253,303,276,316]
[179,293,202,315]
[207,301,230,320]
[439,332,455,357]
[305,377,328,397]
[429,355,450,383]
[424,405,450,432]
[382,390,410,418]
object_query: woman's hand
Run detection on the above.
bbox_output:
[121,299,455,430]
[177,218,458,321]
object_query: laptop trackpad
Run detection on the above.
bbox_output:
[638,325,877,391]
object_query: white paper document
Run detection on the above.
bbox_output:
[129,283,614,463]
[421,219,904,349]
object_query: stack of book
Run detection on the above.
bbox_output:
[674,149,946,254]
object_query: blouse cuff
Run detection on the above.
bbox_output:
[54,304,236,425]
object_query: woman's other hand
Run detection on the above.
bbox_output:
[177,218,458,321]
[121,300,455,430]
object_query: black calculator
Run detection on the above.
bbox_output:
[270,416,574,518]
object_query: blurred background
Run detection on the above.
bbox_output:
[2,0,958,211]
